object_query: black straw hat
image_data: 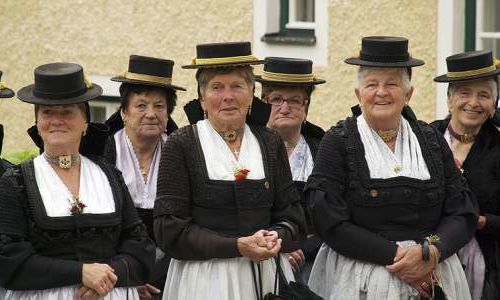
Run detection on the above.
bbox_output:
[17,63,102,105]
[345,36,424,68]
[0,71,15,98]
[182,41,265,69]
[111,55,186,91]
[434,50,500,82]
[255,57,325,86]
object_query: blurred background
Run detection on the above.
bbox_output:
[0,0,498,153]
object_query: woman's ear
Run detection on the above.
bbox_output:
[405,86,414,104]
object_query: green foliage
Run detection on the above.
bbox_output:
[2,149,39,164]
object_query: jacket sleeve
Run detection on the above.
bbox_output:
[305,127,398,266]
[154,130,240,260]
[267,131,307,252]
[433,130,478,261]
[107,166,156,287]
[0,168,83,290]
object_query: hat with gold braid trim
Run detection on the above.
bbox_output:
[182,41,265,69]
[112,55,186,91]
[255,57,325,86]
[0,71,14,98]
[434,50,500,82]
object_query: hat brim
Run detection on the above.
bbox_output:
[17,84,103,105]
[182,60,266,69]
[110,77,186,91]
[434,68,500,82]
[255,75,326,86]
[0,88,15,98]
[344,57,425,68]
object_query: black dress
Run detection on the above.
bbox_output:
[154,124,306,260]
[306,107,477,266]
[102,111,178,295]
[0,156,155,290]
[432,118,500,299]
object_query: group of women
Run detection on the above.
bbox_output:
[0,35,498,300]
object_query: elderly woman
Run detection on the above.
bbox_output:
[103,55,185,300]
[306,36,477,299]
[154,41,306,300]
[0,63,155,300]
[256,57,325,283]
[432,50,500,299]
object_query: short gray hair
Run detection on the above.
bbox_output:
[447,78,498,102]
[357,67,412,92]
[196,66,255,97]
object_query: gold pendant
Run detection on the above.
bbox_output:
[393,165,401,173]
[59,155,72,169]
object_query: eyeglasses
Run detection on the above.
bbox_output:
[265,95,308,108]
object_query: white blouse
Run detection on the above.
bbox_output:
[34,154,115,217]
[357,115,430,180]
[114,129,165,209]
[196,119,265,180]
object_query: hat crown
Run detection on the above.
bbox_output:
[359,36,410,62]
[128,55,174,78]
[196,42,252,59]
[264,57,313,74]
[33,63,87,99]
[446,50,494,72]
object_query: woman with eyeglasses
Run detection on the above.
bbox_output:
[256,57,325,284]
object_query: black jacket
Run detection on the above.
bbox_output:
[154,124,307,260]
[305,107,478,265]
[0,157,155,290]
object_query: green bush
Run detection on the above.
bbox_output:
[3,149,39,164]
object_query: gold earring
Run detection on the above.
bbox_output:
[203,110,208,119]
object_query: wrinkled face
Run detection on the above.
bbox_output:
[266,87,308,131]
[448,79,495,130]
[201,72,253,126]
[356,68,413,125]
[122,89,168,140]
[37,104,88,151]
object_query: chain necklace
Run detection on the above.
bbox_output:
[376,129,398,143]
[43,153,80,169]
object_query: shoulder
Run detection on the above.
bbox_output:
[166,125,195,145]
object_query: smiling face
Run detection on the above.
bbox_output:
[121,89,168,141]
[200,69,253,130]
[36,104,88,154]
[448,79,496,132]
[355,67,413,129]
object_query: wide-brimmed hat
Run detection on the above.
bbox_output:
[255,57,325,86]
[434,50,500,82]
[182,41,265,69]
[0,71,15,98]
[17,63,102,105]
[345,36,424,68]
[111,55,186,91]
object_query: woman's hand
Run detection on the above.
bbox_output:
[237,230,282,262]
[82,263,117,297]
[477,215,487,230]
[138,283,161,300]
[287,249,305,272]
[386,245,437,284]
[76,286,100,300]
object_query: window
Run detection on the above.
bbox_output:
[261,0,316,45]
[253,0,328,66]
[88,75,121,123]
[476,0,500,55]
[88,97,120,123]
[464,0,500,55]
